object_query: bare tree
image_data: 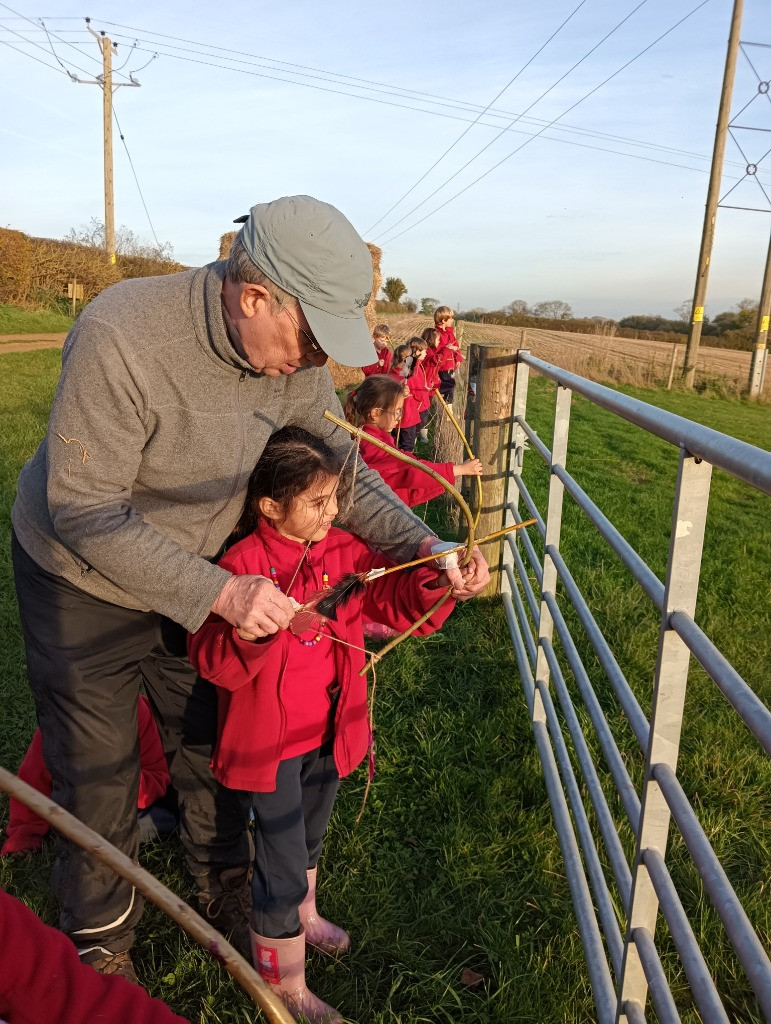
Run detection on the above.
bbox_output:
[532,299,573,319]
[673,299,692,322]
[65,218,174,261]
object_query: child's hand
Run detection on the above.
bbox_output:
[235,626,260,642]
[454,458,483,478]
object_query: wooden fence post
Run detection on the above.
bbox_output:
[474,342,519,596]
[666,343,678,390]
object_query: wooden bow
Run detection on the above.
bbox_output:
[0,767,294,1024]
[432,387,483,531]
[323,409,476,676]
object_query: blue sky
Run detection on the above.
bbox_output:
[1,0,769,319]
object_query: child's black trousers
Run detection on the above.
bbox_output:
[250,745,339,938]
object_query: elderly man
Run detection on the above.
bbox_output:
[11,195,489,982]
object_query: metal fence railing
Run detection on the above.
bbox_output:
[500,350,771,1024]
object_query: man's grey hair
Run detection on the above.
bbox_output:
[225,234,295,310]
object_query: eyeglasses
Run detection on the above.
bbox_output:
[284,305,324,355]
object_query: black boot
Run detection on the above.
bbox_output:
[196,865,252,958]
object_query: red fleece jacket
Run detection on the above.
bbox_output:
[188,519,455,793]
[436,325,464,371]
[0,889,188,1024]
[388,367,420,428]
[360,425,455,508]
[409,361,435,413]
[361,343,392,377]
[2,695,169,857]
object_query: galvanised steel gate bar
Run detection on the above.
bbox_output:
[500,351,771,1023]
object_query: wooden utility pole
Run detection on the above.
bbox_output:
[682,0,744,388]
[100,32,115,263]
[473,343,518,597]
[748,229,771,398]
[74,18,140,264]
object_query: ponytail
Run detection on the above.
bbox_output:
[345,375,404,424]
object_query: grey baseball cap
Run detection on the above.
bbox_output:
[232,195,374,367]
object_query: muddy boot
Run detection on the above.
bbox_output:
[197,865,252,958]
[79,946,140,985]
[299,867,350,955]
[250,927,343,1024]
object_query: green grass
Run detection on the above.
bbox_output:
[0,353,769,1023]
[0,303,74,336]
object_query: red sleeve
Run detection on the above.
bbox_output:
[361,343,388,377]
[359,555,456,635]
[1,731,50,856]
[361,441,454,508]
[399,379,421,428]
[188,614,282,692]
[187,546,284,692]
[136,696,170,810]
[0,890,190,1024]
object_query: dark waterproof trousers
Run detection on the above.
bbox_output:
[250,746,339,939]
[11,533,252,954]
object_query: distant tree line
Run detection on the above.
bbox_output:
[374,275,760,352]
[457,297,760,351]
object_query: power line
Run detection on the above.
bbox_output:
[372,0,653,241]
[0,19,89,76]
[0,34,64,73]
[7,22,762,192]
[0,5,135,81]
[378,0,711,246]
[97,28,765,181]
[3,19,763,179]
[365,0,590,234]
[4,7,763,199]
[112,103,162,248]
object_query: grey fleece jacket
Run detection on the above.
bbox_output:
[12,261,433,632]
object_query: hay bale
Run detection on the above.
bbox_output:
[364,243,382,330]
[219,231,237,260]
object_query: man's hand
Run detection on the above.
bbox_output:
[212,575,295,638]
[416,538,491,601]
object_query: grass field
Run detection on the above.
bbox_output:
[0,303,74,335]
[0,350,768,1023]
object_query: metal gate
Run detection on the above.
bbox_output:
[500,350,771,1023]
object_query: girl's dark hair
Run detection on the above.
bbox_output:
[421,327,440,347]
[233,425,343,541]
[392,344,412,368]
[409,336,427,352]
[344,375,403,424]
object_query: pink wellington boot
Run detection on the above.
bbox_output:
[249,926,343,1024]
[299,867,351,955]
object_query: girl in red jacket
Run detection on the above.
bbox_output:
[187,426,456,1024]
[388,344,421,453]
[408,337,436,444]
[345,375,481,508]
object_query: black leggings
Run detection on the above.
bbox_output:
[250,746,339,938]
